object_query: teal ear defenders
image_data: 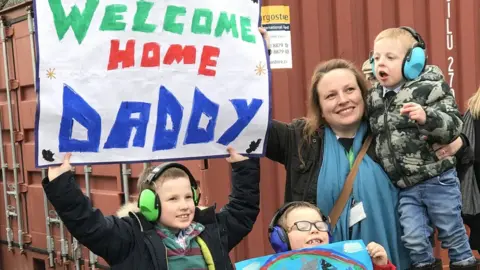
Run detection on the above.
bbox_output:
[370,26,427,81]
[399,26,427,80]
[137,162,200,222]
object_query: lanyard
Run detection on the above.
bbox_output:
[347,148,354,169]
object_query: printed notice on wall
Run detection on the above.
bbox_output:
[261,5,292,69]
[33,0,271,167]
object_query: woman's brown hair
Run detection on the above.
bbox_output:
[303,59,370,141]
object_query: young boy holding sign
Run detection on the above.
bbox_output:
[42,147,260,270]
[268,201,396,269]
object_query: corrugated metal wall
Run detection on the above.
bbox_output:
[0,0,479,269]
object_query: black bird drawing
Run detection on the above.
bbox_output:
[42,149,55,162]
[246,139,261,154]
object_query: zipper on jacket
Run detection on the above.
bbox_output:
[144,234,163,270]
[302,135,323,202]
[383,96,409,186]
[215,214,227,269]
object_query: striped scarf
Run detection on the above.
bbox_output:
[156,222,208,270]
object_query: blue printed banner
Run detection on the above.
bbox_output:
[235,240,374,270]
[34,0,271,167]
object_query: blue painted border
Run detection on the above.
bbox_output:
[257,0,273,162]
[34,1,272,168]
[33,0,42,168]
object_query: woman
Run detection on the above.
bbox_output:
[459,86,480,252]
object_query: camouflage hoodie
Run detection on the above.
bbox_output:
[367,65,463,188]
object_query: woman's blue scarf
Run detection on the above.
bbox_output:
[317,122,410,269]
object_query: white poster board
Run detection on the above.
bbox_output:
[34,0,271,167]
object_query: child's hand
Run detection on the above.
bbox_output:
[366,242,388,266]
[225,146,248,163]
[48,153,72,181]
[400,102,426,125]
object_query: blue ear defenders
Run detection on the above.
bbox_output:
[268,202,333,253]
[137,162,200,222]
[370,26,427,81]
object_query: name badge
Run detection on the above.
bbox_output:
[349,202,367,227]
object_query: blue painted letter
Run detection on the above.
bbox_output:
[184,87,219,145]
[59,84,101,152]
[153,86,184,151]
[217,99,263,145]
[104,102,151,149]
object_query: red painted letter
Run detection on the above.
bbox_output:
[198,46,220,77]
[141,42,160,67]
[107,39,135,70]
[163,44,196,65]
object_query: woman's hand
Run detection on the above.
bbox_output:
[225,146,248,163]
[47,153,72,181]
[433,136,463,160]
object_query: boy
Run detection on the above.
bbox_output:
[268,201,396,269]
[368,27,477,269]
[43,147,260,269]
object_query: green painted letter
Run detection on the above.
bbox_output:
[132,1,157,33]
[240,16,255,43]
[191,8,213,35]
[214,12,238,38]
[163,5,186,34]
[100,4,127,31]
[48,0,99,44]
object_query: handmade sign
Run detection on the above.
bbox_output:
[34,0,270,167]
[235,240,374,270]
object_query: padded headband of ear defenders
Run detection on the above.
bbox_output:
[145,162,198,190]
[268,201,330,231]
[399,26,425,49]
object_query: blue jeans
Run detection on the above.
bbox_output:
[398,169,474,266]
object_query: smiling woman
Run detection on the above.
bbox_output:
[315,68,365,138]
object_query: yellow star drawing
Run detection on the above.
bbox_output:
[255,62,266,76]
[46,68,56,79]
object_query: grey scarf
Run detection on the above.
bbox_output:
[460,110,480,215]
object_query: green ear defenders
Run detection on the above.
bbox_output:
[137,162,200,222]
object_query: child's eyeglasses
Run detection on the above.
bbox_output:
[288,221,329,232]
